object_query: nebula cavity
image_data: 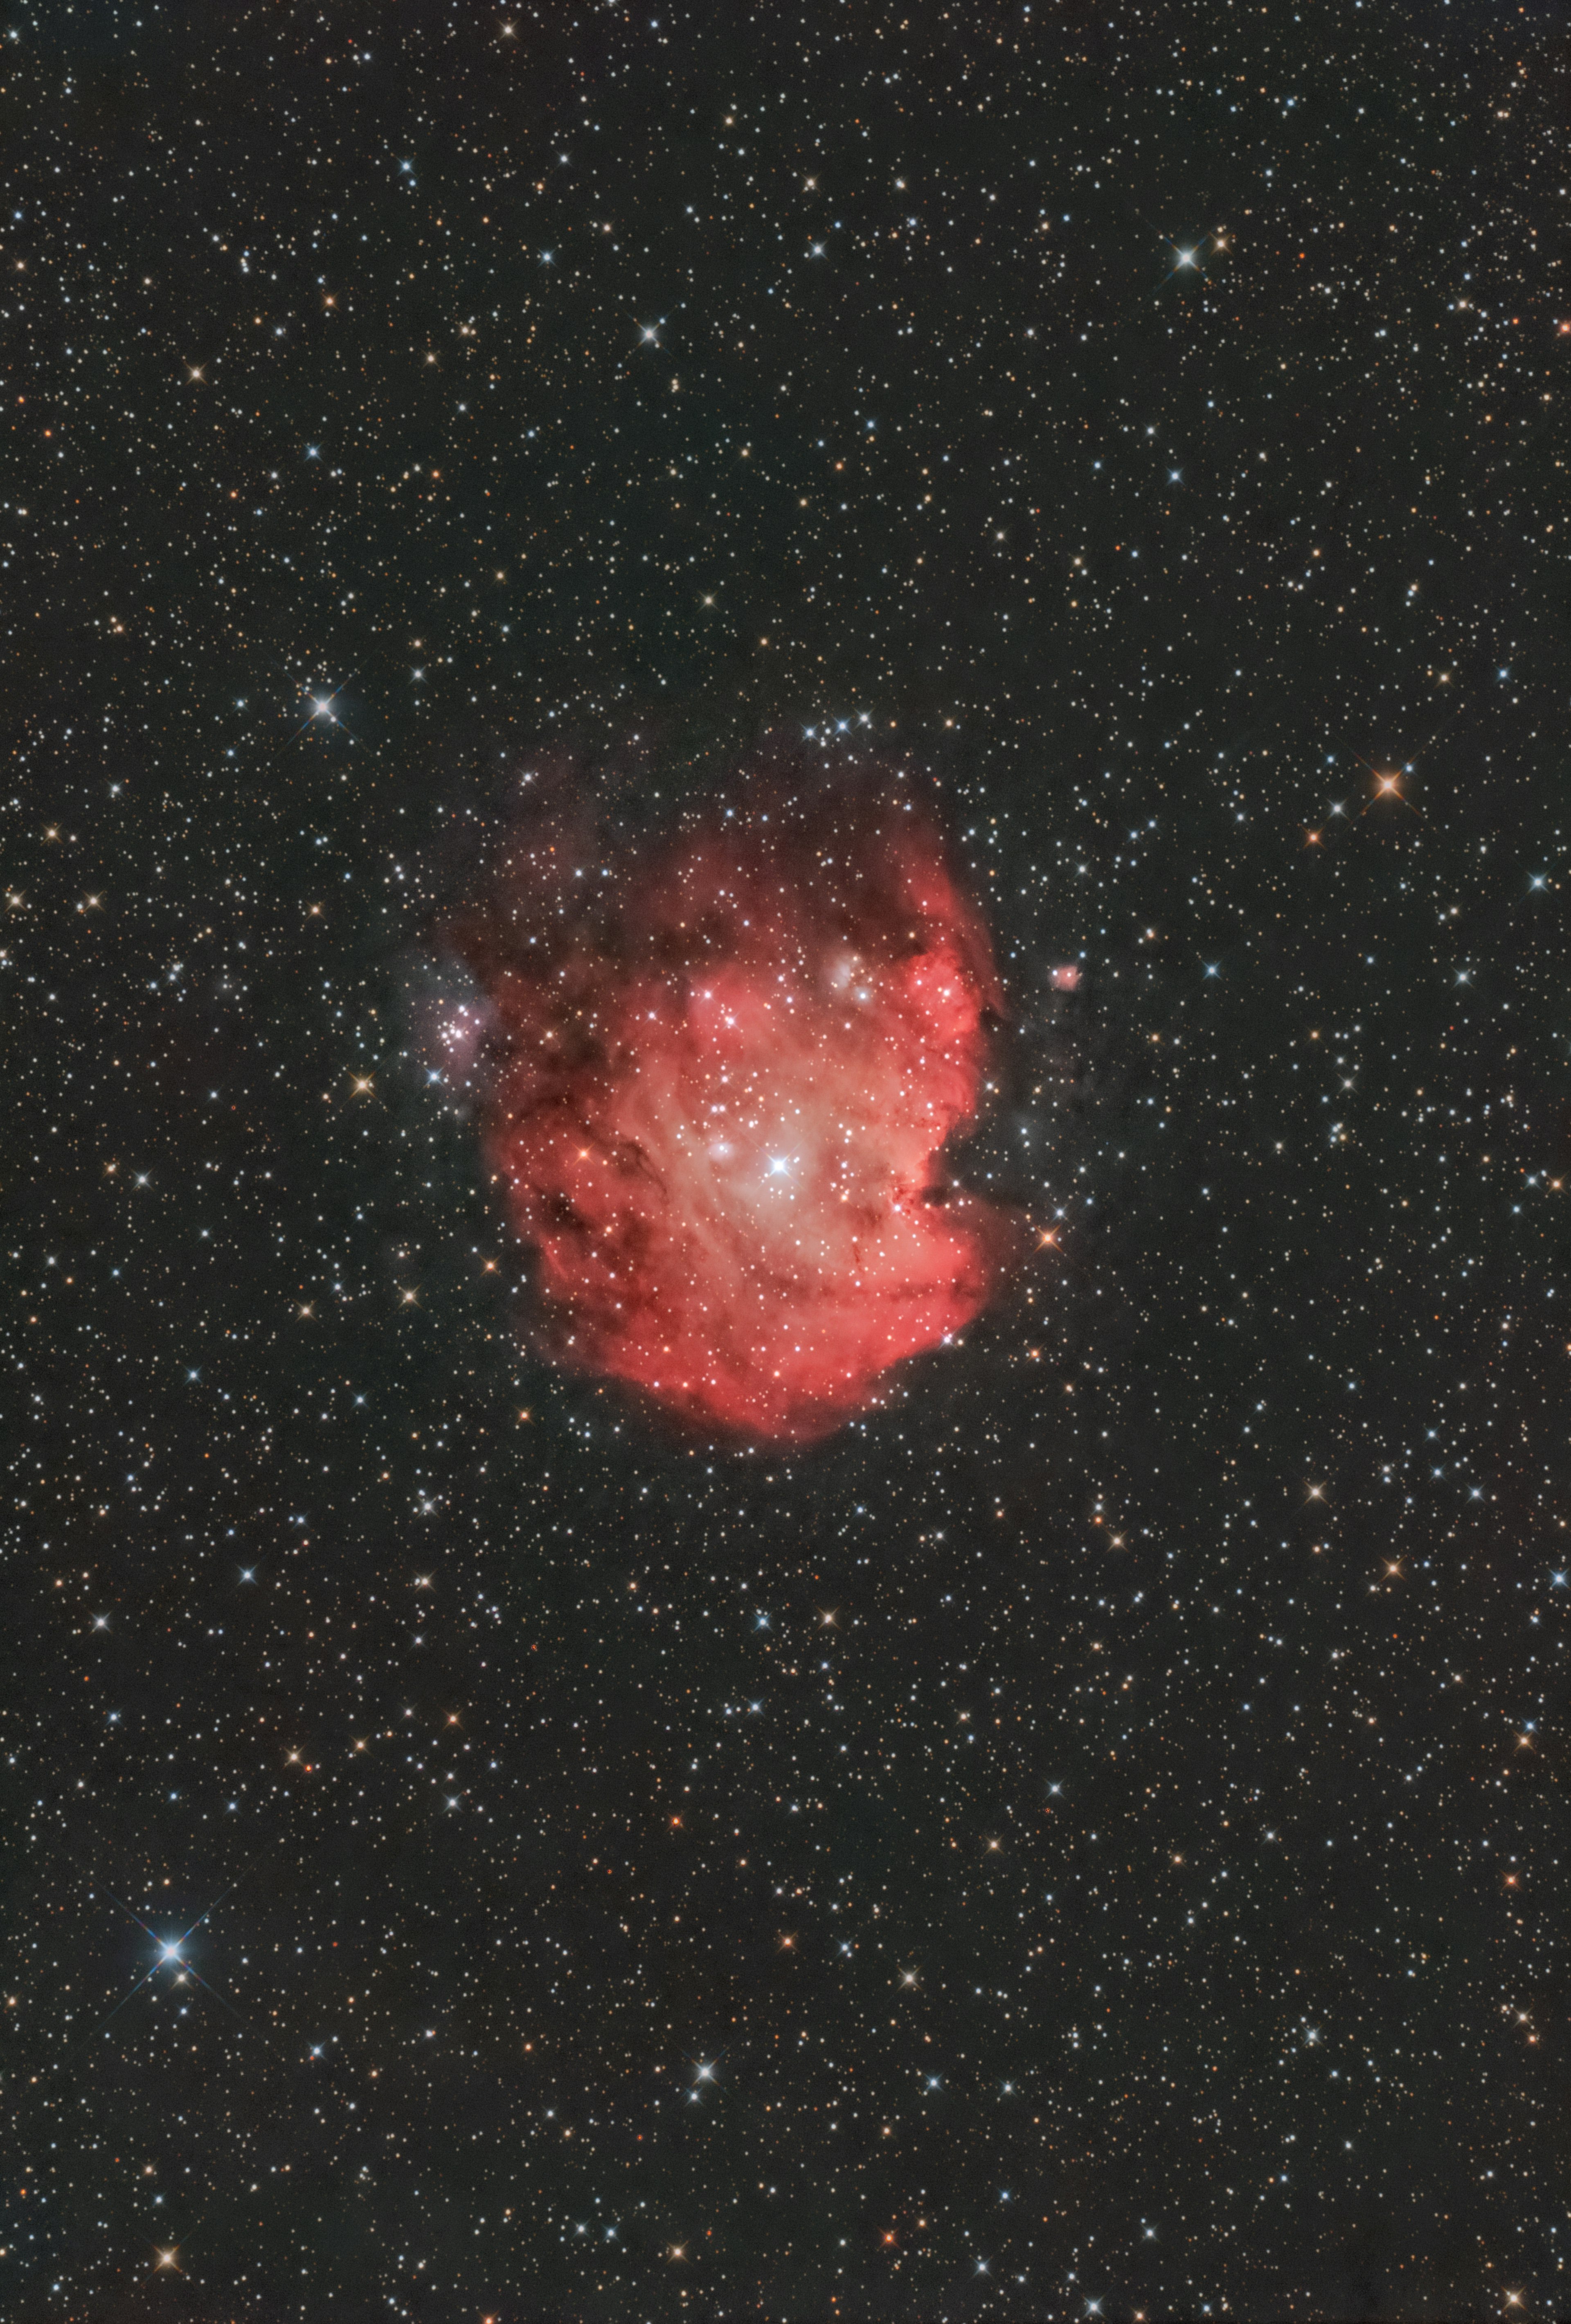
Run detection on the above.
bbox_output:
[456,771,1012,1442]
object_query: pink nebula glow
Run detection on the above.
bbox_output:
[455,772,1012,1441]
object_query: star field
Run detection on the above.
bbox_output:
[4,0,1570,2316]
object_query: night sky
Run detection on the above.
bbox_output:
[6,1,1570,2316]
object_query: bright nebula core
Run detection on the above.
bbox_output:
[457,770,1013,1442]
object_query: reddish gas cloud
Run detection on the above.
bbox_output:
[454,767,1013,1442]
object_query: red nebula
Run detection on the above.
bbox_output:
[455,771,1013,1442]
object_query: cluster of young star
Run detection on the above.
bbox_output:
[4,0,1568,2316]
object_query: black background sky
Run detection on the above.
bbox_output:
[5,0,1570,2317]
